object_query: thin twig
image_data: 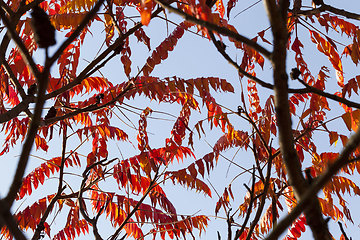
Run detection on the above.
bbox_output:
[245,156,272,240]
[294,4,360,21]
[109,170,160,240]
[31,126,68,240]
[298,79,360,109]
[338,222,351,240]
[234,168,256,240]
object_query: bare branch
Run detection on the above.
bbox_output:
[208,31,308,94]
[233,168,256,240]
[31,127,68,240]
[298,79,360,109]
[0,98,33,123]
[78,161,108,240]
[0,1,14,15]
[264,0,332,239]
[43,80,135,125]
[245,157,272,240]
[294,4,360,21]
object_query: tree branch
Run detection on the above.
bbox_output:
[2,59,34,118]
[294,4,360,21]
[78,161,108,240]
[0,200,27,240]
[298,79,360,109]
[0,98,34,123]
[245,156,272,240]
[43,80,135,125]
[5,68,51,207]
[0,0,44,68]
[338,222,351,240]
[264,0,331,239]
[208,30,308,94]
[2,60,27,100]
[233,169,256,240]
[0,1,14,15]
[4,0,105,208]
[31,125,69,240]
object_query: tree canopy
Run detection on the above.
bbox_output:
[0,0,360,240]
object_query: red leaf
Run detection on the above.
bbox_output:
[143,22,191,76]
[291,37,304,56]
[215,0,225,18]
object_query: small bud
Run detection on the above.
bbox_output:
[31,5,56,48]
[96,93,105,104]
[206,0,215,7]
[305,168,313,185]
[44,106,57,120]
[216,40,226,51]
[312,0,324,7]
[237,106,243,115]
[114,42,124,55]
[290,68,301,80]
[27,83,37,95]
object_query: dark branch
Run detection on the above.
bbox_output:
[298,79,360,109]
[234,168,256,240]
[0,199,27,240]
[245,157,272,240]
[338,222,351,240]
[294,4,360,21]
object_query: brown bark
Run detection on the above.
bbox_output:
[264,0,332,239]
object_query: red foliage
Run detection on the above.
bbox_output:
[1,1,360,240]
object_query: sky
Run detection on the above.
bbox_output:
[1,0,360,240]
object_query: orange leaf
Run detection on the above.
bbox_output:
[310,30,344,86]
[341,111,352,131]
[351,110,360,131]
[140,10,151,25]
[329,131,339,146]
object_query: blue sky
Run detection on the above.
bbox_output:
[2,0,360,239]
